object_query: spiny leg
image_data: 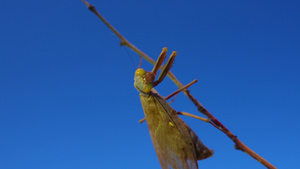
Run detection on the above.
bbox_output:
[152,47,168,77]
[153,51,177,87]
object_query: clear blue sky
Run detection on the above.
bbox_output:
[1,0,299,169]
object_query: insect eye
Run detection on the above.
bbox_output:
[135,68,146,76]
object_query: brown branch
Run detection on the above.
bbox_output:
[185,90,275,168]
[81,1,277,169]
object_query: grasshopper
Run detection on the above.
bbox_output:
[134,47,213,169]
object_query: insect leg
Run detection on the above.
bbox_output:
[177,111,210,123]
[138,117,146,123]
[152,47,168,77]
[164,79,197,100]
[153,51,176,87]
[178,111,221,130]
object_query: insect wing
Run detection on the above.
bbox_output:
[139,93,198,169]
[183,121,214,160]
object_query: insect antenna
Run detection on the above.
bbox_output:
[138,55,142,68]
[122,46,138,69]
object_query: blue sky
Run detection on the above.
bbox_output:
[1,0,299,169]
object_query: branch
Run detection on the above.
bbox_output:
[81,1,276,169]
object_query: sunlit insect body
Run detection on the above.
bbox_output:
[134,48,213,169]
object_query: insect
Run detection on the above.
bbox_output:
[134,47,213,169]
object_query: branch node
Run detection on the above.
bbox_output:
[120,41,126,46]
[82,0,94,10]
[234,144,241,150]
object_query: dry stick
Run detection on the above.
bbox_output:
[81,1,276,169]
[185,91,275,168]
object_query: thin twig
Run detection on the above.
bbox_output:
[81,1,276,168]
